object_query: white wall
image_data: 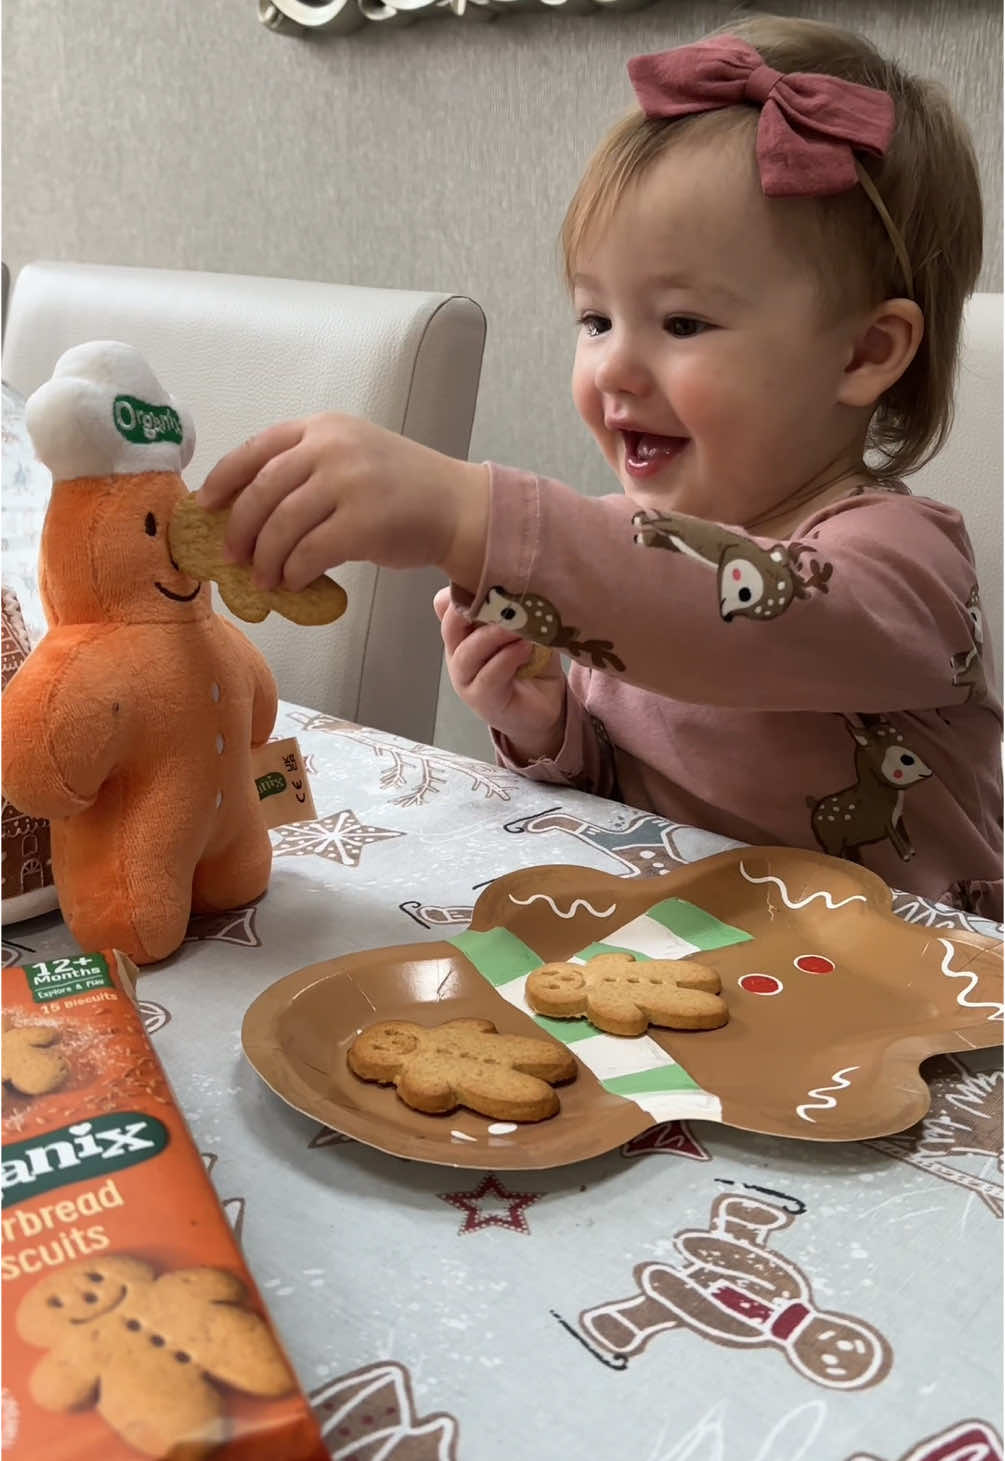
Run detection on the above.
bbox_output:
[3,0,1001,758]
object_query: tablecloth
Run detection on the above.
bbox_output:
[5,703,1002,1461]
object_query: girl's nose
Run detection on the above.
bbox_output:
[593,337,651,397]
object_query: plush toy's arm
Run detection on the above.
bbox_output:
[218,620,278,748]
[2,630,129,820]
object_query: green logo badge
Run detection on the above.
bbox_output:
[2,1112,169,1207]
[112,394,183,446]
[22,954,113,1004]
[256,771,287,800]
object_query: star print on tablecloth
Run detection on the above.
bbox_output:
[272,810,405,867]
[621,1120,710,1161]
[438,1173,542,1235]
[185,904,262,948]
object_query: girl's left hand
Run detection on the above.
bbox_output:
[197,413,489,592]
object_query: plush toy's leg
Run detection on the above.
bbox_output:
[191,815,272,914]
[55,839,193,967]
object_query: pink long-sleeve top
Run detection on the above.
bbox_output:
[452,464,1003,919]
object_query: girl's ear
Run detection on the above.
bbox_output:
[837,299,924,408]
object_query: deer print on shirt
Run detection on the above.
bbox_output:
[632,511,833,622]
[807,716,933,863]
[476,587,625,671]
[950,584,986,702]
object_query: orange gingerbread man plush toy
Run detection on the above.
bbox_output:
[1,342,277,964]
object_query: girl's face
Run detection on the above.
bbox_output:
[570,136,869,527]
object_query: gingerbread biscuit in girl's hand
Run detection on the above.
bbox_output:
[0,342,279,965]
[169,494,348,626]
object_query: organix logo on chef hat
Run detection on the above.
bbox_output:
[25,340,195,483]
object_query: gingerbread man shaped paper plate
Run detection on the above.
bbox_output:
[242,847,1003,1170]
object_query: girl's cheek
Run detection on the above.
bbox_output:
[671,372,740,432]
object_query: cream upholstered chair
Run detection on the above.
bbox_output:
[1,260,486,741]
[912,291,1003,691]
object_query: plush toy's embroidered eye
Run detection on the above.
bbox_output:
[144,513,157,537]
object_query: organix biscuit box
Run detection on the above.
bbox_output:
[2,950,329,1460]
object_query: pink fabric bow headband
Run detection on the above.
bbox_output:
[627,37,913,294]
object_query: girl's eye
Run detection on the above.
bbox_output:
[578,313,610,338]
[665,317,707,339]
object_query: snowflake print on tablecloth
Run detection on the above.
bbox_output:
[272,810,404,867]
[284,708,515,807]
[438,1173,542,1234]
[185,904,262,948]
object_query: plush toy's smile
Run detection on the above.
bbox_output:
[155,546,202,601]
[155,580,202,602]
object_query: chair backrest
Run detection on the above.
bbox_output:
[911,291,1002,691]
[2,260,486,741]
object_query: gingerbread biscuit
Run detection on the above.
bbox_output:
[526,952,728,1037]
[347,1016,577,1122]
[17,1255,294,1458]
[2,1014,69,1096]
[516,644,552,679]
[169,493,348,626]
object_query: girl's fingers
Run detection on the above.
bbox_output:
[198,420,306,510]
[251,481,334,590]
[432,587,452,622]
[223,446,313,566]
[278,511,351,592]
[449,625,533,690]
[438,601,480,658]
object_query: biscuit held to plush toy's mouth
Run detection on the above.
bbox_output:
[168,494,348,626]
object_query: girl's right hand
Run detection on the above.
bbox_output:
[433,588,566,761]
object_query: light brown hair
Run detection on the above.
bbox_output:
[561,15,984,479]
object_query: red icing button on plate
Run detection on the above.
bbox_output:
[738,973,783,996]
[794,954,835,975]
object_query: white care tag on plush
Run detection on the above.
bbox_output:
[252,737,317,830]
[25,341,195,482]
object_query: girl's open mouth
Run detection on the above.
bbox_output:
[622,431,689,479]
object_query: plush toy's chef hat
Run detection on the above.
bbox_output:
[25,341,196,482]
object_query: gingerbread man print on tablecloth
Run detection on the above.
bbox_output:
[578,1193,892,1390]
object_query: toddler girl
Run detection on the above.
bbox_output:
[199,16,1002,917]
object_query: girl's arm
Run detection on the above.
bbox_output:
[453,466,996,718]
